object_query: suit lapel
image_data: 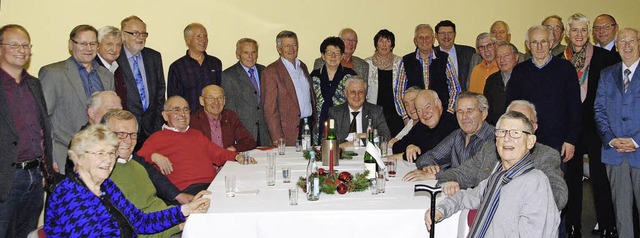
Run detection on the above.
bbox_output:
[64,58,88,104]
[117,48,142,109]
[141,49,156,106]
[630,65,640,93]
[0,80,17,136]
[361,103,370,131]
[276,59,300,108]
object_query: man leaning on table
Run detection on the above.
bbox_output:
[137,96,256,195]
[426,100,568,209]
[402,92,494,181]
[328,76,390,149]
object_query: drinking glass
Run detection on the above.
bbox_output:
[225,175,236,197]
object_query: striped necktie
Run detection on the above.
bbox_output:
[132,55,148,111]
[624,69,631,93]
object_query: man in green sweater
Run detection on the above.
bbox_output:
[104,109,182,237]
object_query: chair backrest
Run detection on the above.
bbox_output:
[456,209,478,237]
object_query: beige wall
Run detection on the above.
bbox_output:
[1,0,638,76]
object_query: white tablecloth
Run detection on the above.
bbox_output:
[183,147,461,238]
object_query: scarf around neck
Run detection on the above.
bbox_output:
[467,152,534,238]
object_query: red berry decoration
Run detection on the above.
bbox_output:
[338,171,352,182]
[317,168,326,176]
[337,183,348,194]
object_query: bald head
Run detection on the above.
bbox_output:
[200,85,226,118]
[87,91,122,125]
[490,20,511,42]
[414,90,443,128]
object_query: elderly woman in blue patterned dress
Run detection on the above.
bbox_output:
[425,111,560,237]
[44,124,211,237]
[311,36,357,142]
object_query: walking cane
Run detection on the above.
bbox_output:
[415,184,443,238]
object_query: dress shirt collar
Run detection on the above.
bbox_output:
[623,59,639,81]
[348,106,363,134]
[117,154,133,164]
[414,48,436,61]
[532,55,553,69]
[71,56,99,72]
[162,124,190,133]
[97,54,119,73]
[240,63,258,77]
[280,56,300,70]
[501,71,512,86]
[596,40,616,51]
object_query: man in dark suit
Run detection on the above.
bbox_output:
[96,26,127,108]
[594,28,640,238]
[116,15,165,151]
[168,23,222,114]
[0,24,54,237]
[263,30,316,146]
[313,28,369,80]
[593,14,619,52]
[435,20,476,91]
[40,24,114,174]
[328,76,390,148]
[484,42,519,125]
[221,38,271,146]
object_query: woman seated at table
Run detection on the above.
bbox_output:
[44,124,211,237]
[425,111,559,237]
[312,36,357,142]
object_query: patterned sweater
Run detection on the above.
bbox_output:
[45,177,185,237]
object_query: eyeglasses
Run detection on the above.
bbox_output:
[324,51,342,57]
[113,131,138,140]
[529,40,550,47]
[202,96,225,102]
[593,24,617,32]
[84,150,117,159]
[71,39,98,49]
[416,103,435,114]
[165,107,191,114]
[616,38,637,46]
[124,31,149,38]
[0,43,32,50]
[101,42,123,49]
[495,129,532,139]
[477,43,495,51]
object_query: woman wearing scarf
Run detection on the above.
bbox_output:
[364,29,404,136]
[561,13,620,237]
[425,111,560,237]
[311,37,356,143]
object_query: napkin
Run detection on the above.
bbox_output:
[366,142,386,170]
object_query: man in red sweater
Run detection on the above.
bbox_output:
[138,96,257,195]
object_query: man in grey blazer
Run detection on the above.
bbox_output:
[40,24,114,175]
[433,100,568,209]
[435,20,476,91]
[0,24,54,238]
[313,28,369,80]
[116,16,166,150]
[222,38,271,146]
[328,76,390,148]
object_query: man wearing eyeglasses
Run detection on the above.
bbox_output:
[40,24,114,175]
[432,100,567,209]
[115,15,165,152]
[0,24,55,238]
[468,33,498,94]
[470,21,526,69]
[138,96,256,195]
[434,20,475,92]
[190,85,256,152]
[506,25,581,166]
[593,14,619,52]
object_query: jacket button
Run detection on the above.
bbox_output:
[622,117,628,121]
[13,141,17,146]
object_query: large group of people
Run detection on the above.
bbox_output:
[0,11,637,238]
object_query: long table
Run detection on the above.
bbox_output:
[183,147,462,238]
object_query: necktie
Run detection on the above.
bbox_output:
[349,111,359,133]
[132,55,148,111]
[248,68,260,102]
[624,69,632,93]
